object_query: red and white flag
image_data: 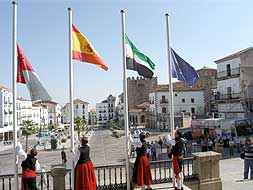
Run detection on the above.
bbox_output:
[17,44,52,101]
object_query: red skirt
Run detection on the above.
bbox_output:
[75,161,97,190]
[21,170,36,190]
[172,155,183,179]
[132,156,153,186]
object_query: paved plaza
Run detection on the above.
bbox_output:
[220,157,253,190]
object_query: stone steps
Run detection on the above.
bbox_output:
[133,183,192,190]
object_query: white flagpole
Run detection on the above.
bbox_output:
[68,7,75,190]
[165,13,175,138]
[165,13,175,188]
[12,1,18,189]
[121,10,130,190]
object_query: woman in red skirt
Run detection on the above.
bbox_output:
[75,136,96,190]
[16,143,40,190]
[131,132,153,190]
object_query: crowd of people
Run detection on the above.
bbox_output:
[198,134,249,156]
[130,136,170,160]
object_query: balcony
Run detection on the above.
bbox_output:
[217,67,240,79]
[213,92,241,101]
[160,99,168,104]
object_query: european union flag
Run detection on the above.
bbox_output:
[171,48,199,86]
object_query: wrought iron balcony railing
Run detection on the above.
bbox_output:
[217,67,240,79]
[160,99,168,104]
[213,92,241,100]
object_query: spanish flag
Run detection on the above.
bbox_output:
[72,24,108,71]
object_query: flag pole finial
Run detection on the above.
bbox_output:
[165,13,169,16]
[68,7,72,11]
[12,1,17,5]
[120,9,125,13]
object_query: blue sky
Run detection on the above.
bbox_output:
[1,0,253,108]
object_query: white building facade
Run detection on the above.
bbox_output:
[96,95,116,127]
[149,89,205,116]
[96,102,108,126]
[61,99,89,124]
[107,95,116,120]
[74,99,89,121]
[0,87,13,141]
[34,100,61,126]
[214,48,253,119]
[0,87,50,142]
[88,108,97,125]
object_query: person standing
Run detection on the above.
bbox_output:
[207,138,213,151]
[159,137,163,152]
[16,143,40,190]
[74,136,96,190]
[170,130,184,190]
[130,132,153,190]
[151,142,157,161]
[229,138,234,156]
[61,147,67,164]
[155,141,161,160]
[146,143,151,160]
[243,139,253,180]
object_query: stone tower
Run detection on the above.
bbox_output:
[127,77,158,110]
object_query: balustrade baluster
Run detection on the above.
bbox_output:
[159,162,161,181]
[169,160,171,179]
[109,167,112,186]
[154,162,157,181]
[164,161,167,180]
[46,173,50,190]
[2,178,4,190]
[120,167,122,184]
[8,178,11,190]
[103,168,106,186]
[98,169,100,187]
[114,168,117,185]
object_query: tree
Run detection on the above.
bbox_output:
[21,120,35,152]
[74,116,86,138]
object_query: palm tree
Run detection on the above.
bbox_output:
[74,116,86,138]
[21,120,35,152]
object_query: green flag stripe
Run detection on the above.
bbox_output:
[125,34,155,70]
